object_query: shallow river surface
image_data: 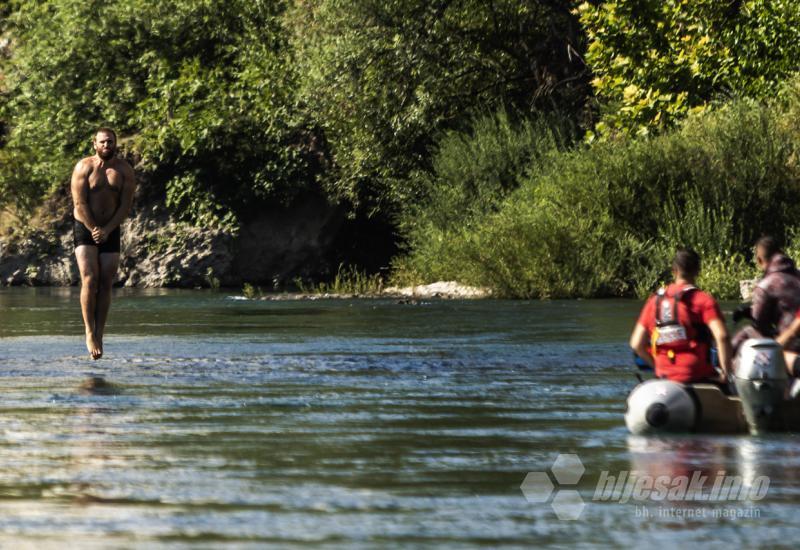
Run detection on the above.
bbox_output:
[0,288,798,548]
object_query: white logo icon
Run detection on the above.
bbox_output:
[520,453,586,520]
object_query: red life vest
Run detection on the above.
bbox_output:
[651,285,702,361]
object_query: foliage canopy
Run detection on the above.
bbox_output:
[287,0,587,212]
[1,0,587,222]
[578,0,800,139]
[1,0,305,225]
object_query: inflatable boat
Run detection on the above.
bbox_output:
[626,339,800,435]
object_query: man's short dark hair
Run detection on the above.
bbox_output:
[672,248,701,279]
[756,235,781,261]
[94,127,117,141]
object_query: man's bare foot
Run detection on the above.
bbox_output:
[86,332,102,360]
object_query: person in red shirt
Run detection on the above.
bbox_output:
[629,248,732,384]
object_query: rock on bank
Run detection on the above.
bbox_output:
[383,281,491,299]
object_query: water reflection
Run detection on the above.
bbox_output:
[628,435,800,506]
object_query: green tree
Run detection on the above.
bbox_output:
[0,0,308,224]
[578,0,800,139]
[288,0,588,213]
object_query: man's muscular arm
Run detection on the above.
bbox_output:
[777,316,800,347]
[92,160,136,243]
[708,318,732,381]
[71,159,98,229]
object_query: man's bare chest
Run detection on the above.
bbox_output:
[88,165,124,193]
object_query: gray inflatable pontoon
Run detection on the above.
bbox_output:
[626,339,800,435]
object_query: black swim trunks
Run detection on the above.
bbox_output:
[73,219,121,254]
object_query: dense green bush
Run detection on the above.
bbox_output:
[402,110,573,234]
[396,109,573,287]
[398,79,800,298]
[578,0,800,139]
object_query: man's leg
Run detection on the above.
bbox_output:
[95,252,120,355]
[75,245,101,359]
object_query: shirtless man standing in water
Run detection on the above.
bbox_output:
[71,128,136,359]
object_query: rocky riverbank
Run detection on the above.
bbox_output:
[248,281,491,301]
[0,167,346,288]
[0,165,489,295]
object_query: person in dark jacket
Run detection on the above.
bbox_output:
[733,236,800,354]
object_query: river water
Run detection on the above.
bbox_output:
[0,288,798,548]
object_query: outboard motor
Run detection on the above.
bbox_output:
[625,379,697,435]
[734,338,789,434]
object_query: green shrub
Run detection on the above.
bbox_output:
[165,172,237,230]
[404,110,573,232]
[656,194,743,260]
[398,110,572,288]
[784,228,800,263]
[295,264,383,295]
[399,79,800,298]
[697,254,757,301]
[242,283,260,299]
